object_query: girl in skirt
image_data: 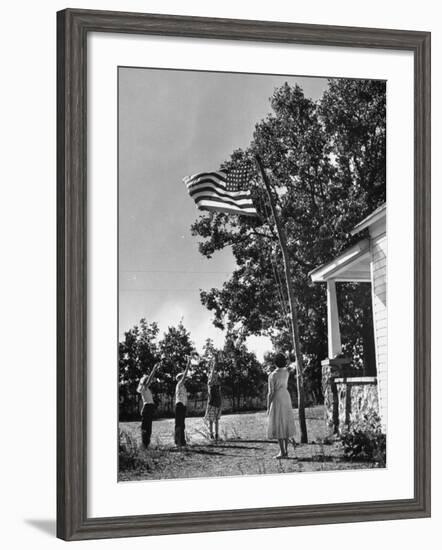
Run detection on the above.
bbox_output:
[204,355,222,440]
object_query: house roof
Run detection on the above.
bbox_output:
[309,204,386,283]
[350,203,386,236]
[309,239,371,282]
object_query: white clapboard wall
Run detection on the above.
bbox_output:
[370,227,387,430]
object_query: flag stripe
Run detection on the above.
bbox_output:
[187,180,249,198]
[185,176,226,188]
[186,171,227,182]
[189,186,252,203]
[184,174,227,189]
[183,169,257,217]
[197,201,257,217]
[193,194,254,210]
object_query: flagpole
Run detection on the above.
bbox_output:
[254,154,308,444]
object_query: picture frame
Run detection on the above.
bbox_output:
[57,8,431,541]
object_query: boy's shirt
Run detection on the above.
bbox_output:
[137,379,154,405]
[175,380,188,406]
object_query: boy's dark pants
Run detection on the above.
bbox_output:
[141,403,155,447]
[175,402,187,446]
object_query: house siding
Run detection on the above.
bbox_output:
[371,233,387,430]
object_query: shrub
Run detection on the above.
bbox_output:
[118,429,148,471]
[340,412,386,466]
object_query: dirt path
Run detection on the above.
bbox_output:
[119,407,379,481]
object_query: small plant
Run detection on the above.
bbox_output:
[340,412,386,466]
[193,424,213,442]
[118,429,148,471]
[220,426,230,440]
[229,425,241,440]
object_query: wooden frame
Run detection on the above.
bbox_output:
[57,8,431,541]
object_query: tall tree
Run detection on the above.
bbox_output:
[157,322,197,408]
[218,331,265,412]
[190,79,386,414]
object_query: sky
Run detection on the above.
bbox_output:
[118,67,328,360]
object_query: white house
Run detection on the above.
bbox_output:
[309,204,386,433]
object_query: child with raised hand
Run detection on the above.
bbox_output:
[137,362,159,448]
[204,354,222,440]
[174,355,192,447]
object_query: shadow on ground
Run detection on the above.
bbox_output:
[24,519,56,536]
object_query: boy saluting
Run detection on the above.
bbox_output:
[136,362,159,448]
[174,356,192,447]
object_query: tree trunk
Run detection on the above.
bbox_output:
[255,155,308,443]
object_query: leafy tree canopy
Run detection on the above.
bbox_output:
[157,321,196,396]
[119,318,159,389]
[191,79,386,391]
[217,330,266,409]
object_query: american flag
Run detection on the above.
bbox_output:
[183,166,257,217]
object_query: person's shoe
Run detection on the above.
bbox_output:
[274,453,284,459]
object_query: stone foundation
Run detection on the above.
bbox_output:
[334,377,379,431]
[322,358,379,434]
[321,358,353,434]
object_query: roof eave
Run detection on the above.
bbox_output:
[309,239,370,282]
[350,203,386,236]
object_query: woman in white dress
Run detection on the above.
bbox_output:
[267,352,296,458]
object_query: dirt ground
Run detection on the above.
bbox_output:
[118,406,381,481]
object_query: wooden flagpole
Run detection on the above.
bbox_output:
[255,154,308,443]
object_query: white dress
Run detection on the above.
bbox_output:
[267,368,296,439]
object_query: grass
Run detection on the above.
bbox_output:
[118,406,383,482]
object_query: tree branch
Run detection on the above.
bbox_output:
[249,229,276,241]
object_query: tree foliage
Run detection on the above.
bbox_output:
[119,319,160,418]
[118,319,197,418]
[119,319,159,389]
[157,322,196,398]
[118,321,268,418]
[191,79,386,397]
[217,331,266,411]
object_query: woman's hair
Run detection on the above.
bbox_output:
[274,352,287,369]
